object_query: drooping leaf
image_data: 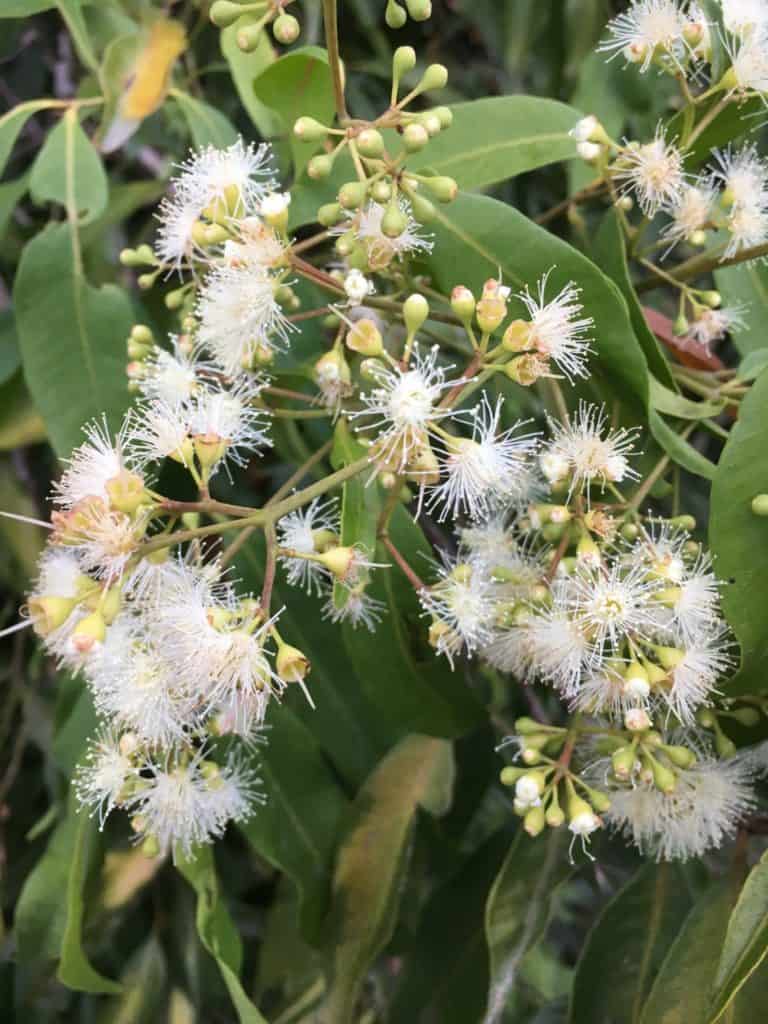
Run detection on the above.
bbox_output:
[177,846,269,1024]
[252,47,335,177]
[648,410,717,481]
[14,222,133,456]
[425,192,649,410]
[709,852,768,1021]
[169,88,239,149]
[29,110,108,224]
[649,378,724,420]
[238,704,349,939]
[484,830,571,1024]
[593,210,677,389]
[569,863,693,1024]
[320,734,455,1024]
[709,369,768,693]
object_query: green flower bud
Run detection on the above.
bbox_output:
[731,706,761,727]
[308,153,334,180]
[403,293,429,336]
[370,180,392,203]
[752,494,768,517]
[714,730,737,759]
[524,804,546,837]
[403,122,429,152]
[164,286,187,311]
[649,756,677,794]
[421,175,458,203]
[272,12,300,44]
[356,128,385,158]
[318,201,343,227]
[338,180,369,210]
[621,522,640,541]
[701,290,721,308]
[130,324,154,346]
[393,45,417,80]
[406,189,436,222]
[405,0,432,19]
[668,514,696,531]
[611,746,637,781]
[236,21,265,52]
[210,1,248,28]
[381,196,409,236]
[662,745,697,769]
[385,0,407,28]
[432,105,453,128]
[293,116,329,143]
[499,765,527,786]
[417,63,449,93]
[450,285,475,322]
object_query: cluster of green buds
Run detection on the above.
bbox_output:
[210,0,301,49]
[120,244,197,314]
[500,719,608,840]
[384,0,432,28]
[696,702,764,759]
[301,47,456,231]
[598,710,699,795]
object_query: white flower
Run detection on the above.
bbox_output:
[75,728,137,827]
[54,417,142,509]
[196,263,294,375]
[725,28,768,95]
[32,548,85,599]
[597,0,689,72]
[722,0,768,37]
[189,379,272,471]
[138,337,204,407]
[421,555,497,666]
[565,561,661,660]
[604,755,757,860]
[322,585,386,631]
[571,664,636,717]
[224,217,286,269]
[51,498,146,581]
[542,402,640,498]
[344,269,374,305]
[526,600,592,697]
[354,200,432,267]
[483,614,536,675]
[664,631,732,723]
[724,200,768,258]
[174,139,275,216]
[277,497,340,594]
[515,774,542,809]
[516,273,594,381]
[352,346,467,470]
[685,305,746,348]
[204,622,286,733]
[713,143,768,205]
[155,190,206,272]
[570,115,600,142]
[425,395,539,521]
[127,747,261,859]
[129,398,192,467]
[259,191,291,219]
[660,181,717,250]
[615,131,686,215]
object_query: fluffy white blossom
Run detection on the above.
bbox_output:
[421,555,498,666]
[615,132,686,215]
[540,403,640,497]
[54,418,143,510]
[189,379,272,470]
[565,561,661,661]
[684,305,746,348]
[661,181,717,250]
[597,0,689,72]
[138,337,204,407]
[725,28,768,96]
[354,199,433,267]
[75,728,137,827]
[322,585,386,631]
[604,756,757,860]
[722,0,768,37]
[664,631,733,723]
[516,274,594,382]
[277,497,340,594]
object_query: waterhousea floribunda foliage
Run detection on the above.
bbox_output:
[7,0,768,1020]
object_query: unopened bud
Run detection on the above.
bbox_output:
[385,0,407,28]
[752,494,768,516]
[417,63,448,93]
[69,611,106,655]
[318,201,343,227]
[662,745,697,769]
[524,805,546,836]
[294,117,329,143]
[405,0,432,19]
[356,128,385,158]
[392,45,417,83]
[450,285,475,322]
[612,746,637,781]
[347,318,383,357]
[422,175,458,203]
[403,122,429,152]
[338,180,369,210]
[577,141,602,163]
[403,293,429,336]
[273,13,300,44]
[625,707,652,732]
[210,1,246,28]
[308,154,334,180]
[381,196,409,237]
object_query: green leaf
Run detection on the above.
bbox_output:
[709,369,768,693]
[593,210,677,390]
[0,310,20,387]
[569,863,693,1024]
[649,378,724,419]
[252,47,334,178]
[738,348,768,382]
[57,0,99,72]
[641,881,736,1024]
[330,418,379,609]
[709,852,768,1020]
[29,111,107,224]
[0,0,55,16]
[425,192,649,410]
[648,410,717,481]
[715,261,768,357]
[484,830,571,1024]
[177,846,269,1024]
[0,100,58,178]
[169,88,239,149]
[58,805,122,994]
[98,936,167,1024]
[321,734,455,1024]
[221,18,280,137]
[414,96,580,190]
[238,704,349,938]
[0,173,28,239]
[14,222,133,456]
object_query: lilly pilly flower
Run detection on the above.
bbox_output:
[614,130,686,216]
[508,272,594,382]
[539,402,640,497]
[277,497,340,594]
[597,0,689,72]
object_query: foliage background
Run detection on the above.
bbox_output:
[2,1,768,1022]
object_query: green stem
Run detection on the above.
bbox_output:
[322,0,348,122]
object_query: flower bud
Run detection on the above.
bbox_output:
[577,141,602,163]
[406,189,436,223]
[28,596,77,636]
[623,662,650,701]
[586,788,611,813]
[751,494,768,516]
[237,21,265,51]
[422,175,458,203]
[294,117,329,143]
[624,707,652,732]
[338,180,369,210]
[273,13,300,44]
[524,805,546,836]
[673,312,689,336]
[370,180,392,203]
[701,290,721,308]
[714,730,737,759]
[515,772,544,807]
[499,765,527,786]
[450,285,475,323]
[655,645,685,671]
[662,745,697,769]
[621,522,639,541]
[403,122,429,152]
[385,0,407,28]
[393,45,417,84]
[422,112,442,136]
[567,795,600,836]
[308,154,334,180]
[69,611,107,655]
[381,197,409,237]
[570,115,600,143]
[210,1,247,28]
[476,278,509,333]
[318,546,358,581]
[417,63,449,93]
[130,324,154,346]
[403,293,429,336]
[611,746,637,781]
[405,0,432,19]
[193,433,228,470]
[650,757,677,794]
[356,128,385,158]
[140,834,161,858]
[276,643,311,682]
[346,318,383,357]
[731,706,761,727]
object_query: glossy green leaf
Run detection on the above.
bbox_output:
[709,852,768,1021]
[0,173,28,239]
[649,378,724,419]
[715,261,768,357]
[29,110,107,224]
[238,704,349,938]
[0,100,58,178]
[252,47,334,177]
[738,348,768,382]
[0,0,55,13]
[426,192,649,410]
[14,222,133,456]
[58,807,122,994]
[221,18,280,137]
[484,830,571,1024]
[569,863,693,1024]
[593,210,677,390]
[648,410,717,481]
[321,734,455,1024]
[169,88,239,149]
[709,369,768,693]
[177,846,269,1024]
[414,96,579,189]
